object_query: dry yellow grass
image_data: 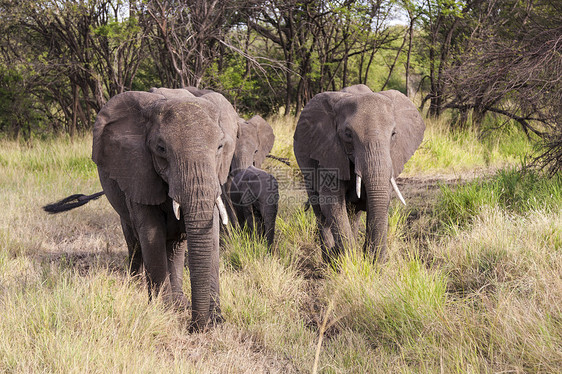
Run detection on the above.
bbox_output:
[0,118,560,373]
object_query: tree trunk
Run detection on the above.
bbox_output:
[405,14,415,98]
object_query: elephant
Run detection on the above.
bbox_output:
[185,88,279,246]
[44,87,239,331]
[228,166,279,248]
[226,115,278,246]
[293,84,425,261]
[231,115,275,171]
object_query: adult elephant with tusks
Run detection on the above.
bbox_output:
[293,84,425,262]
[43,88,238,331]
[187,86,279,248]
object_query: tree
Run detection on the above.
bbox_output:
[0,0,149,137]
[247,0,398,115]
[144,0,246,88]
[443,0,561,131]
[417,0,484,117]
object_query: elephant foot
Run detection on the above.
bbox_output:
[187,306,224,333]
[209,306,225,326]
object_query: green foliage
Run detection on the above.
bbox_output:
[0,136,97,179]
[0,68,47,138]
[221,226,270,271]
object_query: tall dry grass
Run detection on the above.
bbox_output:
[1,117,560,373]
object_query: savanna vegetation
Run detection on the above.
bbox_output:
[1,0,561,372]
[1,115,561,372]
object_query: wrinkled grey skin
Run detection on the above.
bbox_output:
[293,84,425,261]
[187,87,279,246]
[227,115,277,246]
[185,87,275,171]
[231,115,275,171]
[94,87,238,331]
[229,166,279,248]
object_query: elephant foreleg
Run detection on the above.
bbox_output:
[121,218,142,276]
[349,208,363,239]
[320,194,354,260]
[126,201,169,302]
[260,188,278,250]
[167,239,188,310]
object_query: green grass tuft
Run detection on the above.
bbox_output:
[437,168,562,228]
[404,117,533,174]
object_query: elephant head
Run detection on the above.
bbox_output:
[294,84,425,257]
[231,115,275,172]
[92,89,238,329]
[183,87,275,172]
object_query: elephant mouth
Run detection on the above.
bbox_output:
[354,172,406,206]
[172,196,229,225]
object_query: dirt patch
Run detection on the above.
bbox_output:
[392,167,502,251]
[397,166,501,202]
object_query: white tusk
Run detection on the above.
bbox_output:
[391,177,406,206]
[173,200,181,220]
[216,196,229,225]
[356,174,362,198]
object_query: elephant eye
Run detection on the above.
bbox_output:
[218,144,224,151]
[391,130,397,139]
[157,145,166,154]
[344,128,353,140]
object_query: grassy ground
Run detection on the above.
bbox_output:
[1,118,560,373]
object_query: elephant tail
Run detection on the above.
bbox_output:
[43,192,105,214]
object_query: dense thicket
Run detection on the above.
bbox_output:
[0,0,559,170]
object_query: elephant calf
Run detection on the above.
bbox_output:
[228,166,279,248]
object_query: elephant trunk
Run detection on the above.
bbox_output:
[184,211,214,330]
[175,159,218,331]
[361,152,392,260]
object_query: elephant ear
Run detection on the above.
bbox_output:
[247,115,275,168]
[379,90,425,177]
[294,92,351,180]
[92,91,168,205]
[198,92,239,184]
